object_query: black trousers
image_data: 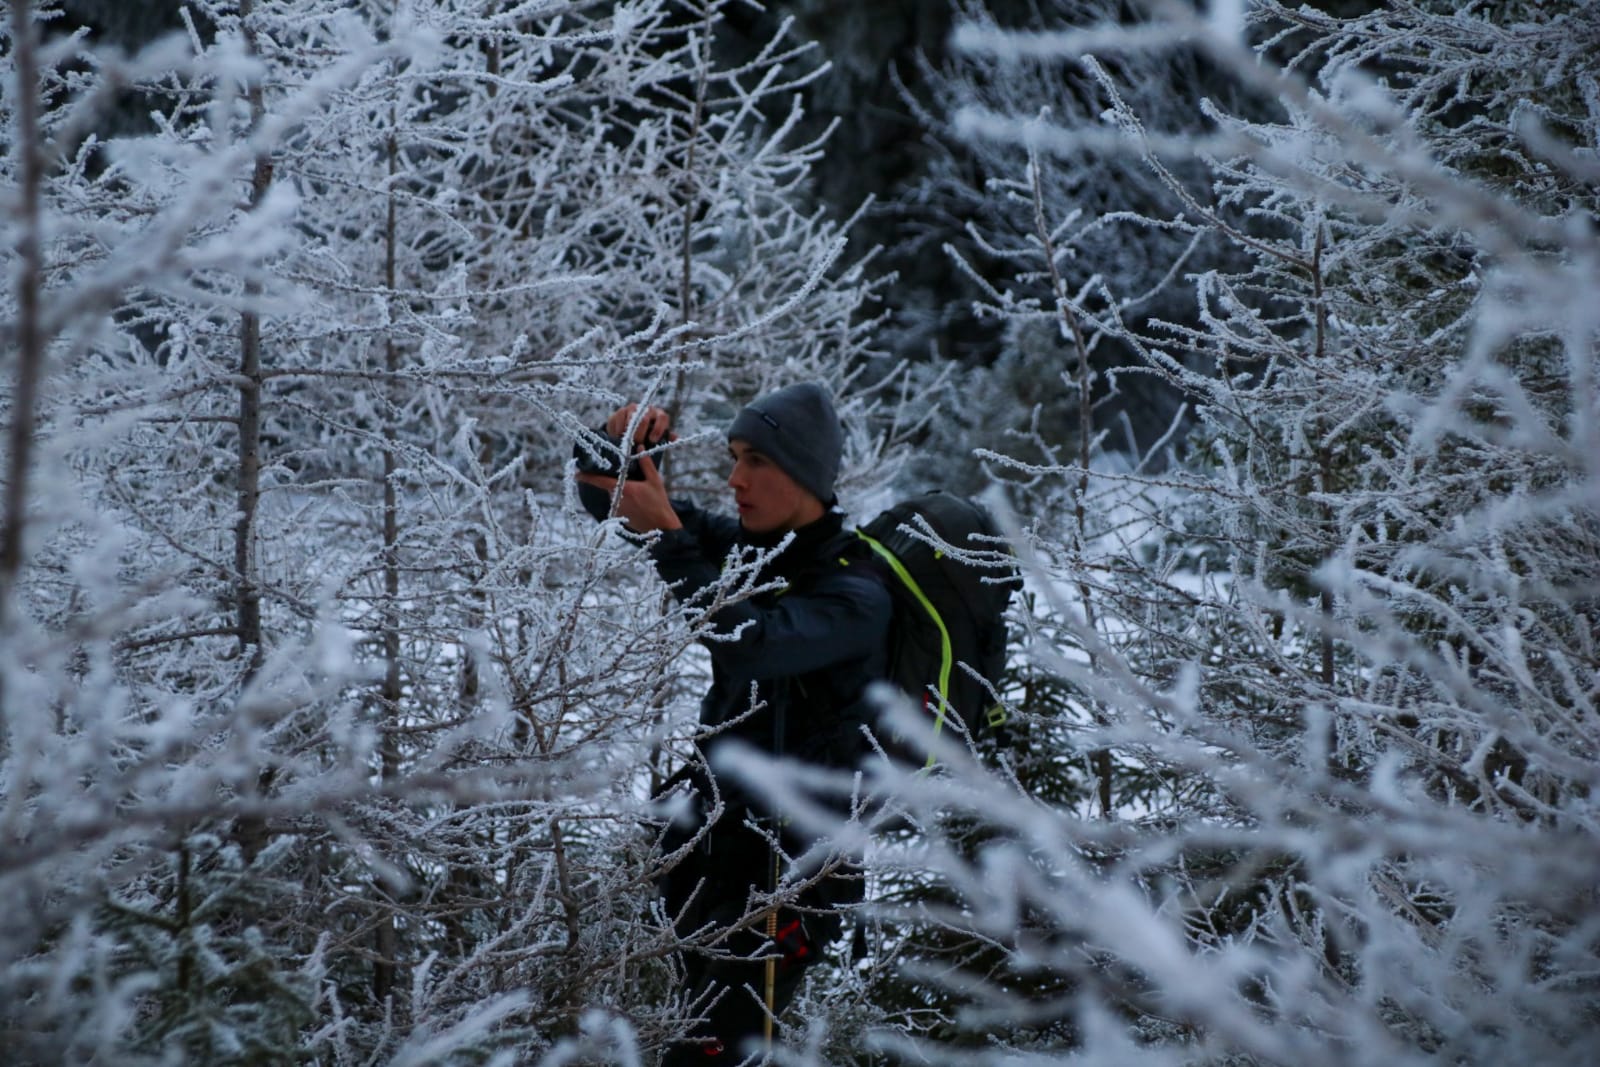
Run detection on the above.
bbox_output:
[656,764,861,1061]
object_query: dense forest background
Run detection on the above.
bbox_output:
[3,1,1597,1064]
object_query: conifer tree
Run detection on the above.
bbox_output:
[742,2,1600,1063]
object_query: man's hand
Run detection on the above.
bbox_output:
[576,404,682,532]
[606,403,672,445]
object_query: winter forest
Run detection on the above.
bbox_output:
[2,0,1598,1063]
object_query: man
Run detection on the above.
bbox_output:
[575,382,890,1063]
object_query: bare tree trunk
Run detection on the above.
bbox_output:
[235,0,270,678]
[667,1,711,430]
[1,0,45,634]
[1031,152,1114,819]
[236,314,265,676]
[234,0,273,864]
[373,121,402,1004]
[1311,226,1338,767]
[1311,226,1336,692]
[0,0,45,749]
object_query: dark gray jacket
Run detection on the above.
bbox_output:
[647,502,892,775]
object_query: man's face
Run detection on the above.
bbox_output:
[727,440,821,534]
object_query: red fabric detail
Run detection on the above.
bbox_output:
[776,918,812,970]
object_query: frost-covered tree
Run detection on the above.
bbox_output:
[736,2,1600,1064]
[898,0,1262,480]
[0,1,368,1057]
[1,0,901,1062]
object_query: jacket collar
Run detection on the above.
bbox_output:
[738,510,846,584]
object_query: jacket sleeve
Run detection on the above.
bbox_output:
[670,500,741,561]
[577,475,740,557]
[649,529,890,680]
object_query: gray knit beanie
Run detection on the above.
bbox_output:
[726,381,842,504]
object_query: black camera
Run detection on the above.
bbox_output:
[572,431,668,482]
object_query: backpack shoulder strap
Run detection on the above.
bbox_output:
[854,524,958,752]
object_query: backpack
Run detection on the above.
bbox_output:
[854,491,1019,759]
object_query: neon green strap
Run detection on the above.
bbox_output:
[857,530,953,767]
